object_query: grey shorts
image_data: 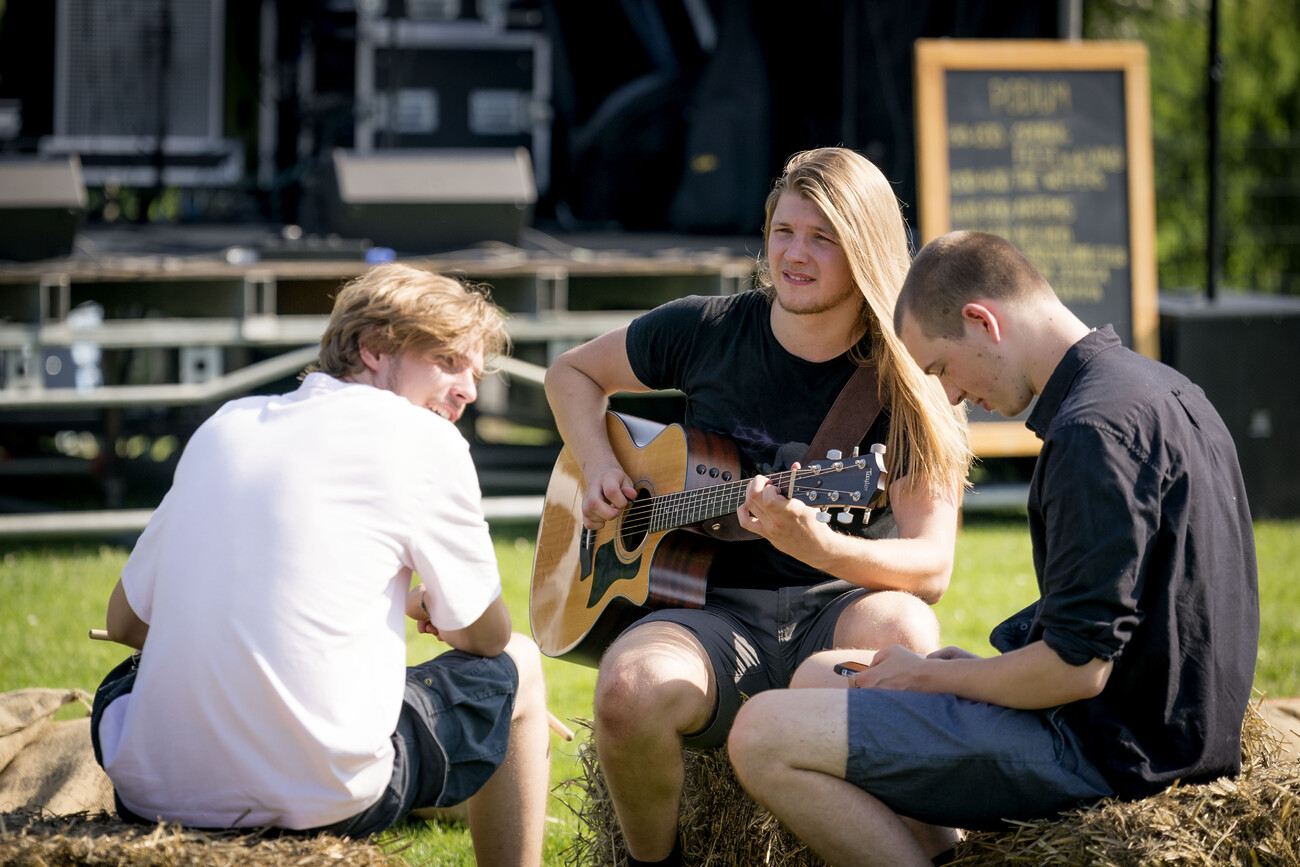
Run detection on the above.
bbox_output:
[634,579,867,749]
[844,689,1114,830]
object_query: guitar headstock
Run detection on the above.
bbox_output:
[793,444,888,524]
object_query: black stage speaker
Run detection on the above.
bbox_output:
[1160,292,1300,519]
[0,156,86,261]
[326,148,536,253]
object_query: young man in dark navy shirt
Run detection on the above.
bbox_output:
[726,230,1259,867]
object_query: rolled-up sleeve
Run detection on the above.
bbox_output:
[1030,421,1163,666]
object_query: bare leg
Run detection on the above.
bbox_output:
[728,689,959,867]
[783,594,960,855]
[789,649,879,688]
[465,632,550,867]
[593,622,715,862]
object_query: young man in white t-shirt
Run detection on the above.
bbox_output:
[90,264,550,866]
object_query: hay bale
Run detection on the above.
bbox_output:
[561,697,1300,867]
[559,719,824,867]
[952,698,1300,866]
[0,809,406,867]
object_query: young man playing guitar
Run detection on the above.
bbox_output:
[543,148,972,866]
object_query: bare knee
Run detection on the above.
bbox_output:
[834,591,941,654]
[593,627,712,744]
[593,656,683,743]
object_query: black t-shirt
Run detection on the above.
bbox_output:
[991,326,1259,798]
[625,291,895,589]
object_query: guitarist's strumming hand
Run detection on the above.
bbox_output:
[581,466,638,531]
[737,463,831,561]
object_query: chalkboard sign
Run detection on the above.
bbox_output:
[915,40,1157,456]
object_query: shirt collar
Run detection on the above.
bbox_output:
[299,370,344,392]
[1025,325,1122,438]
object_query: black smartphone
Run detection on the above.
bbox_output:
[833,661,869,676]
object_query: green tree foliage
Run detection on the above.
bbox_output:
[1085,0,1300,295]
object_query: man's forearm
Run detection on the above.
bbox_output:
[106,579,149,650]
[439,595,512,657]
[810,479,959,603]
[544,363,620,473]
[812,533,953,604]
[862,641,1112,710]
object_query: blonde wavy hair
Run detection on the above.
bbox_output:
[314,263,509,379]
[756,148,971,497]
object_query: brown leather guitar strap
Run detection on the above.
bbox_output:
[805,361,882,464]
[700,361,882,541]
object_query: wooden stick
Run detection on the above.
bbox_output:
[90,626,576,740]
[547,712,575,741]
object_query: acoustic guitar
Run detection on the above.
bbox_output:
[529,412,887,666]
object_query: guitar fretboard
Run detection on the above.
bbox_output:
[646,470,794,534]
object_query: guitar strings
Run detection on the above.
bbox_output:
[592,466,865,538]
[597,483,754,537]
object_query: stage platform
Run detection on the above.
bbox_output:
[0,222,1037,533]
[0,222,760,529]
[0,222,760,408]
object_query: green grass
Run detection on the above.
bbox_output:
[2,516,1297,865]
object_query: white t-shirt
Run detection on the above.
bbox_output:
[97,373,503,829]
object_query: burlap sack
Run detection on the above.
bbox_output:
[1261,696,1300,761]
[0,688,115,815]
[0,689,80,772]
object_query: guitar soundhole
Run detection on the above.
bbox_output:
[618,487,652,551]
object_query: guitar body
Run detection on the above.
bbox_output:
[529,413,743,666]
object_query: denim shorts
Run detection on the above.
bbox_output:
[634,579,867,749]
[844,689,1114,830]
[91,649,518,836]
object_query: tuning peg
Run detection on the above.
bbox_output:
[836,511,854,524]
[826,449,842,460]
[815,508,831,523]
[870,443,886,455]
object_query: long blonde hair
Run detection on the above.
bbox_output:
[757,148,971,496]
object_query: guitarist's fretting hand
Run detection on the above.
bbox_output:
[737,464,830,560]
[581,466,639,531]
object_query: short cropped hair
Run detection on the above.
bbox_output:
[895,230,1052,340]
[315,263,509,378]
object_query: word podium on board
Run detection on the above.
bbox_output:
[914,39,1157,457]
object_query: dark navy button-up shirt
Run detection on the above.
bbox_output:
[991,325,1259,798]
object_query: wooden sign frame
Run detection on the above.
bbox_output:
[914,40,1157,457]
